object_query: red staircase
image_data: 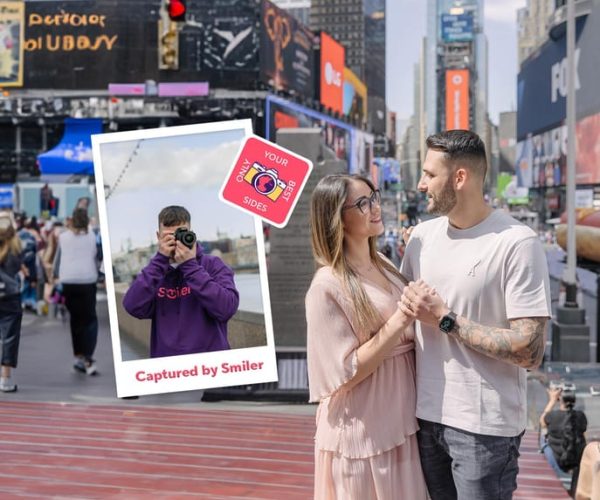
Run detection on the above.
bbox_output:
[0,401,568,498]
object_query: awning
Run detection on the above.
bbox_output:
[37,118,103,176]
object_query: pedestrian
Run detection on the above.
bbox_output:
[540,386,587,494]
[17,217,39,311]
[305,174,428,499]
[122,206,239,358]
[399,130,551,499]
[54,208,100,375]
[0,212,23,392]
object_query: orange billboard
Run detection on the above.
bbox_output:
[320,32,345,114]
[445,69,469,130]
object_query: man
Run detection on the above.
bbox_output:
[123,206,239,358]
[399,130,551,499]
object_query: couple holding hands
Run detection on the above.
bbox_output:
[306,130,552,499]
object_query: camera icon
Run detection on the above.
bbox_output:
[243,162,287,201]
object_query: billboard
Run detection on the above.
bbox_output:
[514,113,600,188]
[203,15,259,71]
[265,94,374,174]
[24,1,153,88]
[343,67,367,123]
[0,1,24,87]
[441,13,473,43]
[22,0,260,89]
[320,32,344,114]
[445,69,469,130]
[259,0,315,96]
[516,16,589,139]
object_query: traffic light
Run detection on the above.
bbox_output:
[167,0,186,21]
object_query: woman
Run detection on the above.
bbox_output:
[0,212,23,392]
[55,208,99,375]
[305,174,428,499]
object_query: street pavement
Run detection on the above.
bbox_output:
[3,292,315,415]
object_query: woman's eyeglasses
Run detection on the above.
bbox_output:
[342,190,381,215]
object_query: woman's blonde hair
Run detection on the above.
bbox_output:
[310,174,407,341]
[0,212,21,264]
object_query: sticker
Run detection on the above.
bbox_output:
[219,135,313,228]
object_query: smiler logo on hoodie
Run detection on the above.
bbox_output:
[157,286,191,299]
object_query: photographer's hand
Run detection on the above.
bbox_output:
[174,241,196,264]
[158,231,176,258]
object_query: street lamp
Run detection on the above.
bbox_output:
[552,0,590,363]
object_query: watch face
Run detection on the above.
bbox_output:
[440,317,454,332]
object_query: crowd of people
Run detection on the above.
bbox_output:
[0,205,102,392]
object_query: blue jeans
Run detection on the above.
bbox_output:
[539,432,563,476]
[417,419,523,500]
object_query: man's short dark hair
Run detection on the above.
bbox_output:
[158,206,190,227]
[426,130,487,178]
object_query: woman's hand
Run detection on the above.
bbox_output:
[547,387,562,403]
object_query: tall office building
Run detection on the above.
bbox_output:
[423,0,488,140]
[517,0,554,65]
[310,0,387,135]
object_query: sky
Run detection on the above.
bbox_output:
[386,0,527,130]
[98,128,258,254]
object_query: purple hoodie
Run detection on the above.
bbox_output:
[122,246,239,358]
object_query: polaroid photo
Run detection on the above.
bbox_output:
[92,119,277,397]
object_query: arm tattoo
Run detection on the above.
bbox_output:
[450,317,547,369]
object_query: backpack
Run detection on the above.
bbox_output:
[557,409,586,471]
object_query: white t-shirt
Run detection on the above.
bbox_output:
[400,210,551,437]
[58,230,98,284]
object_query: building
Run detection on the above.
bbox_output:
[423,0,488,141]
[515,0,599,219]
[498,111,517,173]
[310,0,387,137]
[517,0,554,65]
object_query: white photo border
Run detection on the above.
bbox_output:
[92,120,278,398]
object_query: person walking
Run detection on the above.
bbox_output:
[305,174,428,499]
[0,212,23,392]
[399,130,551,499]
[55,208,99,375]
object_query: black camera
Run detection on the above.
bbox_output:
[174,227,196,249]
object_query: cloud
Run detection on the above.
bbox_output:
[485,0,527,24]
[99,138,242,196]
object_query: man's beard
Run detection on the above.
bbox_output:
[428,177,457,215]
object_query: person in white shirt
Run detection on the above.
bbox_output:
[55,208,99,375]
[399,129,551,500]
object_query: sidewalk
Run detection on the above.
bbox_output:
[4,294,315,413]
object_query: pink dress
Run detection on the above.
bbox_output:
[306,266,428,500]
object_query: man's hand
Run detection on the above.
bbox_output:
[158,231,176,258]
[401,226,414,244]
[173,241,196,264]
[399,279,450,327]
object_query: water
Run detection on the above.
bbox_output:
[234,273,263,314]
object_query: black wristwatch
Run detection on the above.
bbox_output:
[439,311,457,334]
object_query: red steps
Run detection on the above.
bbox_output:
[0,401,568,498]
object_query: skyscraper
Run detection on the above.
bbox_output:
[423,0,488,139]
[310,0,387,135]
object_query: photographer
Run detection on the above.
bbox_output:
[122,206,239,358]
[540,385,588,495]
